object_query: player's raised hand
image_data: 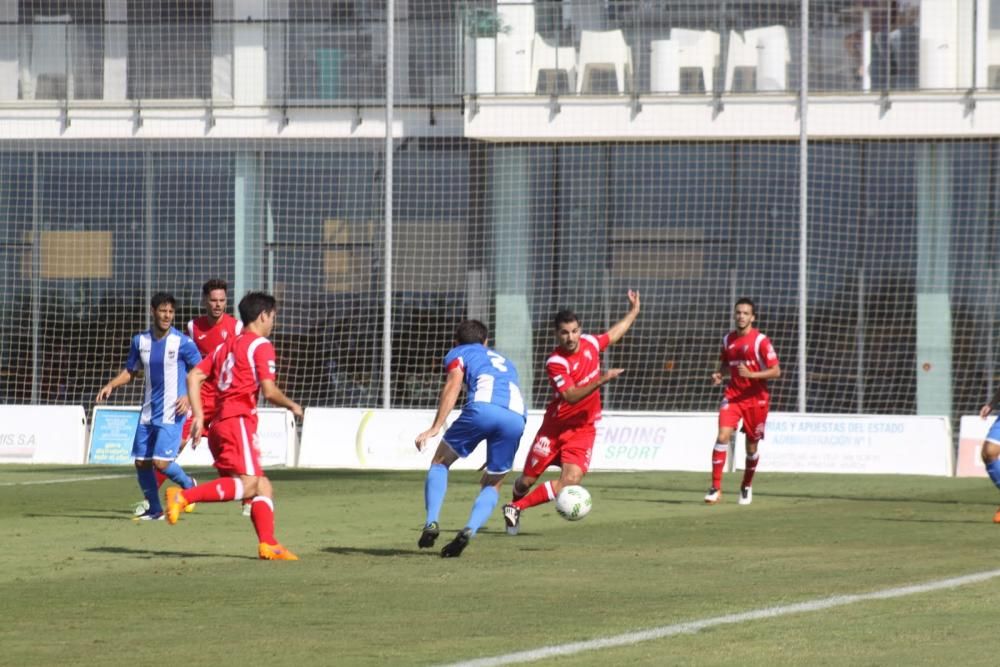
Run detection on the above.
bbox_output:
[711,371,724,386]
[627,289,640,312]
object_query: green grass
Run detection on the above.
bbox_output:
[2,465,999,666]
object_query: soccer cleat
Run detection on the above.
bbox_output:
[258,542,299,561]
[165,487,189,525]
[418,521,440,549]
[133,510,164,522]
[440,528,471,558]
[242,502,252,518]
[133,499,150,517]
[993,507,1000,524]
[704,487,721,504]
[184,479,197,513]
[738,486,753,506]
[502,503,521,536]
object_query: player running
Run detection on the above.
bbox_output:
[165,291,303,560]
[705,297,781,506]
[502,290,640,535]
[415,320,527,558]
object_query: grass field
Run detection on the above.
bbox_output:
[2,464,999,666]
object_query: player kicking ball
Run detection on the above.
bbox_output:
[165,291,303,560]
[415,320,527,558]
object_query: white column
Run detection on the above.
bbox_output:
[0,0,17,100]
[103,0,127,100]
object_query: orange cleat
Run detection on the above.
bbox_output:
[258,542,299,561]
[993,507,1000,524]
[165,487,189,525]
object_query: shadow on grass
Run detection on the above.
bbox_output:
[321,546,430,558]
[871,516,989,525]
[86,546,256,560]
[25,510,139,521]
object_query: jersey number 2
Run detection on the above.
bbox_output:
[487,351,508,372]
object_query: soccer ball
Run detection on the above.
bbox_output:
[555,485,592,521]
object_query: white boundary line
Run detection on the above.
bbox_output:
[441,569,1000,667]
[0,474,130,487]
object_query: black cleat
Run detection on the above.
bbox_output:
[418,521,440,548]
[502,503,521,535]
[440,528,471,558]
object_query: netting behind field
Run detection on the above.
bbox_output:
[2,0,1000,424]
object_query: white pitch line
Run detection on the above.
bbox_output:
[0,474,130,487]
[441,569,1000,667]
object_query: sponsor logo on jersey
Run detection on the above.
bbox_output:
[198,334,207,340]
[583,349,592,361]
[532,436,551,457]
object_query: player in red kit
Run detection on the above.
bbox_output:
[166,291,303,561]
[705,297,781,506]
[502,290,640,535]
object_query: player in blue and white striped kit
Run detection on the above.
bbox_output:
[415,320,527,557]
[97,293,202,520]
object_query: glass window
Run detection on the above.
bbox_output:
[127,0,212,99]
[17,0,104,100]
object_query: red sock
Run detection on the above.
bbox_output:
[250,496,276,544]
[711,443,728,489]
[182,477,243,504]
[741,453,760,488]
[513,481,556,511]
[155,469,168,489]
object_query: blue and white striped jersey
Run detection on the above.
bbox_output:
[443,343,526,417]
[125,327,202,425]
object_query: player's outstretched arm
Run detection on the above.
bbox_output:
[96,369,133,402]
[415,367,464,451]
[606,290,640,346]
[260,379,303,420]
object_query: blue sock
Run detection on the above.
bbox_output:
[160,461,194,489]
[986,459,1000,490]
[136,467,162,513]
[424,463,449,525]
[466,486,499,536]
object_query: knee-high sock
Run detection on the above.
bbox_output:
[987,458,1000,490]
[741,452,760,488]
[513,480,556,510]
[136,467,162,513]
[466,486,498,535]
[711,443,728,489]
[424,463,448,525]
[182,477,244,504]
[250,496,277,545]
[159,461,194,489]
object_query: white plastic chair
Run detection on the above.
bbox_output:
[26,14,72,99]
[724,25,790,92]
[577,29,632,93]
[670,28,720,93]
[531,33,576,94]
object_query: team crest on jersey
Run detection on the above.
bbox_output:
[742,345,749,355]
[222,331,228,340]
[167,350,176,360]
[532,436,551,457]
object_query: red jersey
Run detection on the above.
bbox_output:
[720,328,779,401]
[544,333,610,427]
[186,314,243,357]
[196,331,276,423]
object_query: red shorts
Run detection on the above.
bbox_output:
[181,392,217,443]
[207,415,262,477]
[719,396,770,441]
[521,421,596,479]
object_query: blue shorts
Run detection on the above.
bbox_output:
[987,417,1000,445]
[132,422,184,461]
[443,403,526,475]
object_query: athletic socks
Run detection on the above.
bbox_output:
[424,463,448,525]
[160,461,194,489]
[155,469,168,489]
[136,466,163,514]
[465,486,498,535]
[711,442,728,489]
[986,458,1000,490]
[250,496,277,545]
[741,452,760,488]
[513,480,556,510]
[182,477,244,504]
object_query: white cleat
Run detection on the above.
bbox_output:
[738,487,753,506]
[704,488,721,504]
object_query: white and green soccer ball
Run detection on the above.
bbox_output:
[555,485,592,521]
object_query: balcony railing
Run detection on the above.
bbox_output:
[1,1,999,106]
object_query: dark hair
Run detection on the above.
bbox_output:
[735,297,757,316]
[150,292,176,310]
[553,309,579,329]
[238,291,277,325]
[202,278,228,296]
[454,320,488,345]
